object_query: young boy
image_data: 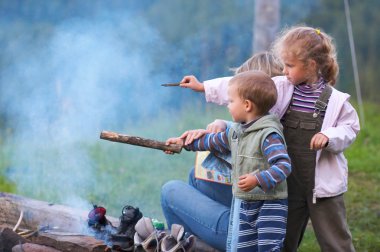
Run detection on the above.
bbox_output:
[165,71,291,251]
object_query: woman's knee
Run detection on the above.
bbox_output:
[161,180,184,201]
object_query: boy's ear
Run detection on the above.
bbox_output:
[245,99,253,112]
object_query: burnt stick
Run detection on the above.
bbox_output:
[100,131,182,153]
[161,83,181,87]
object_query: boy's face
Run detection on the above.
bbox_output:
[227,84,247,123]
[281,54,317,85]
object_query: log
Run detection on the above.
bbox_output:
[0,193,120,251]
[100,131,182,153]
[12,243,62,252]
[0,192,119,234]
[30,233,106,252]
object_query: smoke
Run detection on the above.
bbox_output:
[1,11,178,214]
[0,1,319,221]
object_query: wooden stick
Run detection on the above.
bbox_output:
[161,83,181,87]
[100,131,182,153]
[12,209,23,232]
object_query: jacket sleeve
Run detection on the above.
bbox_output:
[322,101,360,153]
[203,77,232,105]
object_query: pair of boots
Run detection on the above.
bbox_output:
[134,217,195,252]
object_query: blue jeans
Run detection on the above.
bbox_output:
[160,168,233,251]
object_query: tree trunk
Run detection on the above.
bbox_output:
[253,0,280,53]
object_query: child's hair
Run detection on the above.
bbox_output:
[272,26,339,85]
[230,71,277,115]
[232,51,283,77]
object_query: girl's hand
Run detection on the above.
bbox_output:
[180,129,209,145]
[206,119,227,133]
[164,137,184,154]
[238,174,258,192]
[310,132,329,150]
[180,75,205,92]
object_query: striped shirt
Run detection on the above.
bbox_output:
[289,79,327,117]
[185,127,291,192]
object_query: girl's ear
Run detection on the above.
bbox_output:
[308,59,317,71]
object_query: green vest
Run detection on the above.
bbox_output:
[229,114,288,201]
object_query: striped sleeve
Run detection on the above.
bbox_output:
[184,127,231,154]
[255,132,291,192]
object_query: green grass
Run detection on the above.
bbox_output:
[0,101,379,251]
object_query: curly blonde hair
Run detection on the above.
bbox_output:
[272,26,339,85]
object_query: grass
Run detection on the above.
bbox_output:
[0,101,379,251]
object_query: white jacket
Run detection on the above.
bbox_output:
[204,75,360,199]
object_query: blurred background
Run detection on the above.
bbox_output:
[0,1,379,250]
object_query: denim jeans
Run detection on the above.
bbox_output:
[226,197,241,252]
[160,168,233,251]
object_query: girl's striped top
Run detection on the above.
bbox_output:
[185,127,291,192]
[289,79,327,116]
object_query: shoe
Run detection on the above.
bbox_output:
[117,205,143,236]
[109,205,143,251]
[134,217,167,252]
[160,224,195,252]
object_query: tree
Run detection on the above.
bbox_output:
[253,0,280,53]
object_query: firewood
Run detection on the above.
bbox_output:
[31,233,106,252]
[100,131,182,153]
[0,193,119,233]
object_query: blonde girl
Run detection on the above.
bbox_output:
[271,26,358,252]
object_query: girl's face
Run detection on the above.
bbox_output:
[227,84,247,123]
[282,54,318,85]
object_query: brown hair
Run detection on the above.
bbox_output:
[232,51,283,77]
[229,71,277,115]
[272,26,339,85]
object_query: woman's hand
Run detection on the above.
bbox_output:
[206,119,227,133]
[310,132,329,150]
[238,174,258,192]
[180,129,209,145]
[180,75,205,92]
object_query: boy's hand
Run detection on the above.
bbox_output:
[180,75,205,92]
[206,119,227,133]
[238,174,258,192]
[310,132,329,150]
[180,129,209,145]
[164,137,184,154]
